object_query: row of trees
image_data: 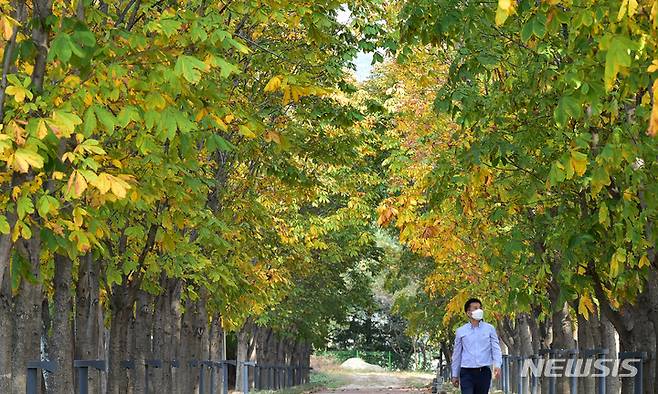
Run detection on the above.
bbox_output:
[0,0,392,393]
[371,0,658,393]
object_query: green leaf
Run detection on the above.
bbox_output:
[175,55,209,84]
[106,264,122,286]
[590,166,611,196]
[37,195,59,218]
[83,106,97,136]
[49,33,73,62]
[599,202,609,227]
[49,110,82,137]
[17,196,34,220]
[207,134,234,152]
[238,125,256,139]
[95,106,116,134]
[0,216,10,234]
[554,96,582,125]
[117,106,140,128]
[603,35,638,91]
[71,29,96,47]
[213,57,240,79]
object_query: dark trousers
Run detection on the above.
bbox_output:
[459,366,491,394]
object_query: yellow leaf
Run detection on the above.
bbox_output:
[36,119,48,139]
[647,60,658,73]
[91,172,112,194]
[73,207,86,227]
[0,16,15,40]
[264,131,281,144]
[211,114,228,131]
[648,80,658,136]
[496,0,514,25]
[282,86,291,104]
[628,0,638,17]
[5,85,25,103]
[109,175,130,198]
[13,148,44,173]
[443,290,469,325]
[578,294,595,320]
[264,76,282,92]
[598,202,609,226]
[8,121,25,145]
[74,171,88,197]
[195,108,207,122]
[610,249,626,278]
[570,150,588,176]
[610,254,620,278]
[291,86,303,102]
[639,254,651,268]
[224,114,234,124]
[238,125,256,139]
[618,0,629,21]
[499,0,512,10]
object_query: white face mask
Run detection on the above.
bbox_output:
[470,308,484,321]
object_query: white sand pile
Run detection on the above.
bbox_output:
[340,357,385,372]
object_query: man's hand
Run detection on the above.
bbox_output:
[451,377,459,387]
[493,367,501,379]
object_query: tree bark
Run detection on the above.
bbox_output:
[0,252,12,393]
[235,318,253,391]
[75,253,101,394]
[49,253,75,394]
[132,290,153,394]
[12,236,43,394]
[152,289,167,393]
[599,312,620,394]
[107,289,133,394]
[168,280,182,394]
[209,313,223,391]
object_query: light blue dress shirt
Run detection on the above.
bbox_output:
[451,321,503,378]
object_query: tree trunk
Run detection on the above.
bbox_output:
[168,280,182,394]
[180,291,208,394]
[594,267,657,394]
[0,252,12,393]
[107,290,133,394]
[209,313,223,391]
[133,290,153,394]
[12,236,43,394]
[49,253,75,394]
[152,290,167,393]
[235,318,253,392]
[576,306,598,394]
[599,312,620,394]
[75,253,101,394]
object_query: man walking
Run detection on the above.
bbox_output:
[451,298,502,393]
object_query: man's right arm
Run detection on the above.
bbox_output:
[451,329,462,378]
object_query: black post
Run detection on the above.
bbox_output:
[501,354,509,394]
[74,360,106,394]
[242,361,254,394]
[619,351,648,394]
[582,349,608,394]
[221,361,230,394]
[268,366,273,389]
[26,361,57,394]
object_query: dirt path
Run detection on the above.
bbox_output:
[315,371,434,394]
